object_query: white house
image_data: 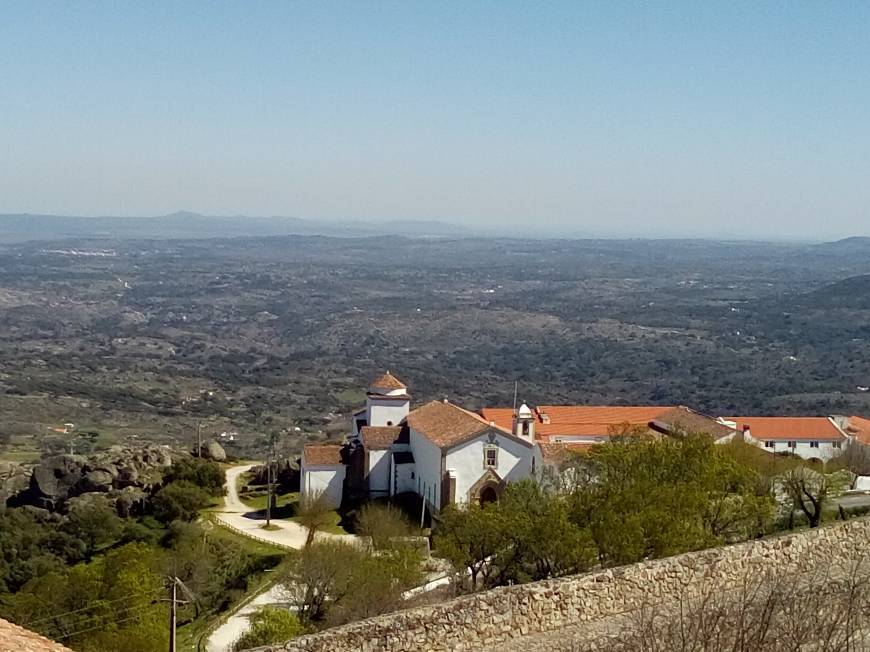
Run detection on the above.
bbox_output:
[718,416,847,461]
[300,444,346,508]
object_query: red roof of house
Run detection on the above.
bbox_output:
[302,444,345,466]
[480,405,675,440]
[724,417,846,442]
[407,400,528,449]
[360,425,405,450]
[0,618,72,652]
[845,416,870,445]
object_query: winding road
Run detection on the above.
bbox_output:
[205,464,354,651]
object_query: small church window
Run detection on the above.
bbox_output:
[484,447,498,469]
[521,421,530,437]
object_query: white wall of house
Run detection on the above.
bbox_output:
[754,439,843,461]
[409,428,444,510]
[445,431,535,506]
[367,449,391,496]
[301,464,346,509]
[367,398,410,427]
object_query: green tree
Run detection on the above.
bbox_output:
[63,498,123,553]
[781,467,848,528]
[231,606,304,651]
[434,502,505,590]
[568,435,774,565]
[289,540,423,626]
[152,480,212,523]
[163,457,225,496]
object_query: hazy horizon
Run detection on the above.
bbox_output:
[2,2,869,240]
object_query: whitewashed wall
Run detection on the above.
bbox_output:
[301,465,346,508]
[367,449,390,496]
[753,439,842,461]
[409,428,443,510]
[367,398,410,427]
[445,431,535,505]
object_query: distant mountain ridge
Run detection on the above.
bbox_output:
[0,211,473,242]
[799,274,870,309]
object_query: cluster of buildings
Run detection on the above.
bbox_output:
[301,372,870,512]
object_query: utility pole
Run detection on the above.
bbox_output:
[196,421,202,457]
[168,577,177,652]
[265,446,273,527]
[165,576,194,652]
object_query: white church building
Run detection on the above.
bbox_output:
[301,372,541,511]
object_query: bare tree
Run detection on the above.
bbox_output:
[296,491,334,548]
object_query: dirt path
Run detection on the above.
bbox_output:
[205,464,356,651]
[215,463,353,549]
[205,582,295,652]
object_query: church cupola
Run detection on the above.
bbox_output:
[514,402,536,441]
[366,371,411,427]
[368,371,408,397]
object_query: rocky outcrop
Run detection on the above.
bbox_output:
[196,439,226,461]
[8,445,174,511]
[0,462,32,514]
[249,459,300,490]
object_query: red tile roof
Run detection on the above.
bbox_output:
[0,618,72,652]
[845,416,870,445]
[369,371,406,390]
[407,400,527,449]
[539,442,595,466]
[724,417,846,442]
[302,444,345,466]
[360,425,404,450]
[480,405,675,440]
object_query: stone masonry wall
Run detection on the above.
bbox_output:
[250,518,870,652]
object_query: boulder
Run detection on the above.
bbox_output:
[77,469,115,494]
[197,439,226,461]
[114,487,149,518]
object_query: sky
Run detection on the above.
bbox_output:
[1,1,869,240]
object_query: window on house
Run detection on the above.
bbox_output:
[484,447,498,468]
[521,421,530,437]
[833,441,842,449]
[810,441,819,449]
[787,441,797,448]
[531,457,536,474]
[764,441,775,448]
[411,471,415,479]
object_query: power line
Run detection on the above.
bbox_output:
[37,600,163,640]
[55,609,157,641]
[23,588,165,627]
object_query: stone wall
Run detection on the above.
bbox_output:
[250,518,870,652]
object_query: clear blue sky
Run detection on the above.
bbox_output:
[2,1,868,239]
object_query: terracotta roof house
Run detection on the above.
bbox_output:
[480,404,732,444]
[719,416,847,460]
[300,443,347,508]
[0,618,73,652]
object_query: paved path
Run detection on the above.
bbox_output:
[215,464,353,549]
[206,582,295,652]
[205,464,357,651]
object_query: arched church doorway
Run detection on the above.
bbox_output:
[479,485,499,505]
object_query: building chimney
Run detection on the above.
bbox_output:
[742,424,752,441]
